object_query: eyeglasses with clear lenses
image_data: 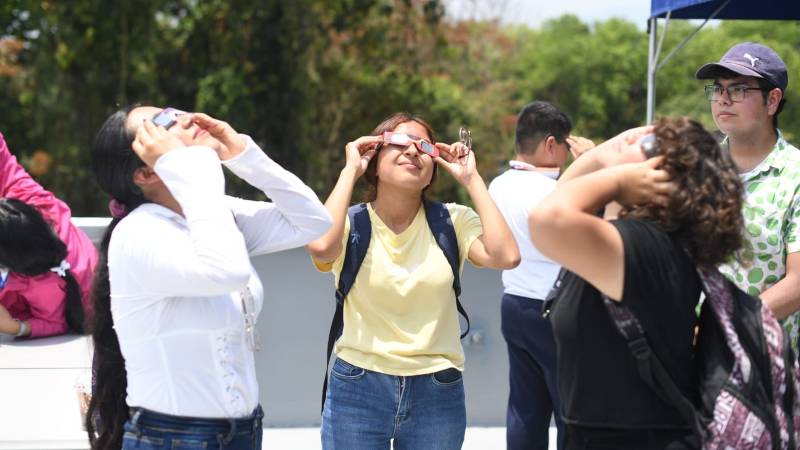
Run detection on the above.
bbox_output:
[705,84,766,103]
[459,126,472,150]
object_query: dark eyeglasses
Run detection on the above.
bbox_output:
[705,84,766,103]
[381,132,438,157]
[151,107,188,129]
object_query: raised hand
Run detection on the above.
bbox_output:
[597,126,655,166]
[615,156,676,207]
[434,141,477,186]
[191,113,246,160]
[566,135,595,160]
[132,120,185,168]
[344,136,382,178]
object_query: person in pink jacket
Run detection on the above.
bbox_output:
[0,132,98,338]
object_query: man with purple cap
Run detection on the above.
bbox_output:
[696,42,800,351]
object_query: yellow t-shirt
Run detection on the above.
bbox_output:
[313,202,483,375]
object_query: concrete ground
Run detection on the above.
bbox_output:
[262,426,559,449]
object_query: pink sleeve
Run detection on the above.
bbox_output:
[24,279,69,338]
[0,132,70,233]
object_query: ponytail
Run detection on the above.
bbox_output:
[85,217,127,450]
[86,105,149,449]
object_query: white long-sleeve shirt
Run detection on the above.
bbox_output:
[109,136,331,418]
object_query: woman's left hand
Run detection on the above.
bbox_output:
[616,156,676,207]
[434,142,478,186]
[191,113,247,160]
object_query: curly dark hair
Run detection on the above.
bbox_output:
[620,117,744,269]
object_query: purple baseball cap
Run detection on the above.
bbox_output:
[696,42,788,92]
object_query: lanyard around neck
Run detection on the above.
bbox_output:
[509,160,537,171]
[508,160,559,179]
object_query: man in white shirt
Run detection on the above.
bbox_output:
[489,101,591,450]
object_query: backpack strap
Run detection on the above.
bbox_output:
[602,294,702,437]
[423,199,469,339]
[321,203,371,412]
[542,268,569,318]
[782,331,798,448]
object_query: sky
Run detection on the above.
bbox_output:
[444,0,653,28]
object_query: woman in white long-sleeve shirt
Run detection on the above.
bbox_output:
[85,105,332,450]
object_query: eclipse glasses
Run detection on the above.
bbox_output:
[151,107,188,130]
[382,132,439,158]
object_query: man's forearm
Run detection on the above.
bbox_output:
[761,273,800,320]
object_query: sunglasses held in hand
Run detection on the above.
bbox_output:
[381,132,439,158]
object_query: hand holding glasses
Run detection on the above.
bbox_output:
[435,126,472,169]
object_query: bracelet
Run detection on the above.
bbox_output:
[13,319,28,337]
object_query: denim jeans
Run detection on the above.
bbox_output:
[121,405,263,450]
[321,358,466,450]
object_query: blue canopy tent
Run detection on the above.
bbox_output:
[646,0,800,122]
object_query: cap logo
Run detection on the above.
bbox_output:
[743,53,760,68]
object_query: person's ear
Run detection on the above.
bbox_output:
[545,135,558,156]
[767,88,783,116]
[132,166,161,187]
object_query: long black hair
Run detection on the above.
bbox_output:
[0,198,84,333]
[85,105,148,450]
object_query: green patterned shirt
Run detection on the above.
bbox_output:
[719,131,800,348]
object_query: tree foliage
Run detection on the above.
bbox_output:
[1,1,798,214]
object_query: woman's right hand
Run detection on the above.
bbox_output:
[132,119,185,168]
[343,136,382,178]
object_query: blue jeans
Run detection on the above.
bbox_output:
[321,358,466,450]
[121,405,263,450]
[502,294,565,450]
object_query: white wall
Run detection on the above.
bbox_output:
[0,218,510,447]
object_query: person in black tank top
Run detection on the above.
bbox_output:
[529,117,744,450]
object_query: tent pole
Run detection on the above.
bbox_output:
[655,0,731,71]
[647,17,657,123]
[646,0,730,123]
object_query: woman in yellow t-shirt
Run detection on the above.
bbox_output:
[307,112,519,450]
